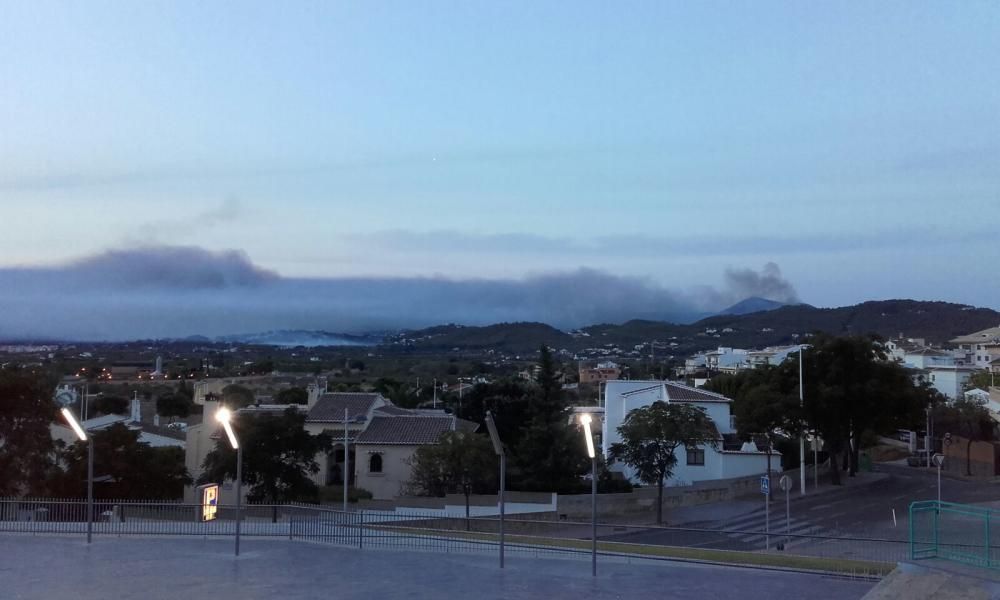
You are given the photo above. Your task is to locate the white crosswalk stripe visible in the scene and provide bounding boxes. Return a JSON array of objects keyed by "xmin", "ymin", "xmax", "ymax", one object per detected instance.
[{"xmin": 714, "ymin": 509, "xmax": 833, "ymax": 549}]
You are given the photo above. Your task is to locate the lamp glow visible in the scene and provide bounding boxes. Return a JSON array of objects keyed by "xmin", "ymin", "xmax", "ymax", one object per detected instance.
[
  {"xmin": 579, "ymin": 413, "xmax": 595, "ymax": 459},
  {"xmin": 61, "ymin": 407, "xmax": 88, "ymax": 441},
  {"xmin": 215, "ymin": 407, "xmax": 239, "ymax": 449}
]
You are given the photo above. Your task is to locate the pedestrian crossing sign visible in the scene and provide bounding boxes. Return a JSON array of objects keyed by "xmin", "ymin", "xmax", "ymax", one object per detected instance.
[
  {"xmin": 199, "ymin": 484, "xmax": 219, "ymax": 522},
  {"xmin": 760, "ymin": 476, "xmax": 770, "ymax": 496}
]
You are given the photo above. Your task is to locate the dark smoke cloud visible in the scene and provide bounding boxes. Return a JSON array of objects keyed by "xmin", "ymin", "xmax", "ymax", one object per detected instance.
[
  {"xmin": 723, "ymin": 262, "xmax": 799, "ymax": 304},
  {"xmin": 66, "ymin": 246, "xmax": 277, "ymax": 289},
  {"xmin": 0, "ymin": 246, "xmax": 797, "ymax": 341}
]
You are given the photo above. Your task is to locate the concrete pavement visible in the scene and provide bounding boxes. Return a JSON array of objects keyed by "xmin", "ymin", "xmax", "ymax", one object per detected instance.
[{"xmin": 0, "ymin": 535, "xmax": 875, "ymax": 600}]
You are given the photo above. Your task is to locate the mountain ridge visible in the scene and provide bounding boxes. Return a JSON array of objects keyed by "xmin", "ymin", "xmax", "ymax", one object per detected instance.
[{"xmin": 387, "ymin": 299, "xmax": 1000, "ymax": 355}]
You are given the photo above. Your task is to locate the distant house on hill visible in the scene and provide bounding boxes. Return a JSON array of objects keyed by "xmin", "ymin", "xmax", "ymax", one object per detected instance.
[
  {"xmin": 579, "ymin": 361, "xmax": 621, "ymax": 383},
  {"xmin": 950, "ymin": 326, "xmax": 1000, "ymax": 369}
]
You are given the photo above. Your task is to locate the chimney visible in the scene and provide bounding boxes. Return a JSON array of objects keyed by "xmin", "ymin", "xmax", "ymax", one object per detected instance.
[
  {"xmin": 307, "ymin": 383, "xmax": 321, "ymax": 409},
  {"xmin": 129, "ymin": 393, "xmax": 141, "ymax": 423}
]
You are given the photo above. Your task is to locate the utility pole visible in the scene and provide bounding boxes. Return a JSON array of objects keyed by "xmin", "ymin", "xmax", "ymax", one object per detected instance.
[
  {"xmin": 926, "ymin": 404, "xmax": 932, "ymax": 469},
  {"xmin": 433, "ymin": 378, "xmax": 437, "ymax": 409}
]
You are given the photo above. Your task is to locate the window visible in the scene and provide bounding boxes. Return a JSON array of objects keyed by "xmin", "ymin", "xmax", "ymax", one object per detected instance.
[
  {"xmin": 369, "ymin": 453, "xmax": 383, "ymax": 474},
  {"xmin": 686, "ymin": 447, "xmax": 705, "ymax": 466}
]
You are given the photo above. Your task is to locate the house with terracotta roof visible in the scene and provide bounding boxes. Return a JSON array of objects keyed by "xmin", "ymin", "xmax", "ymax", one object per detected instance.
[
  {"xmin": 601, "ymin": 380, "xmax": 770, "ymax": 486},
  {"xmin": 354, "ymin": 413, "xmax": 475, "ymax": 499},
  {"xmin": 185, "ymin": 389, "xmax": 474, "ymax": 502}
]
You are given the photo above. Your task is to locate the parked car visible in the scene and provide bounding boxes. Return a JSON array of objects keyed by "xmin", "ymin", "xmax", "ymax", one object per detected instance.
[{"xmin": 907, "ymin": 450, "xmax": 930, "ymax": 467}]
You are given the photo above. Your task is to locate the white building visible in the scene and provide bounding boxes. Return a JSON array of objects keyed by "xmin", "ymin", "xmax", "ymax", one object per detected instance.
[
  {"xmin": 746, "ymin": 344, "xmax": 809, "ymax": 369},
  {"xmin": 926, "ymin": 365, "xmax": 980, "ymax": 400},
  {"xmin": 950, "ymin": 326, "xmax": 1000, "ymax": 369},
  {"xmin": 51, "ymin": 397, "xmax": 185, "ymax": 450},
  {"xmin": 601, "ymin": 380, "xmax": 771, "ymax": 486}
]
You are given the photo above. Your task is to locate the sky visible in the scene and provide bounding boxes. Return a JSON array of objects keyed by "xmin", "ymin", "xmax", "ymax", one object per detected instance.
[{"xmin": 1, "ymin": 2, "xmax": 998, "ymax": 339}]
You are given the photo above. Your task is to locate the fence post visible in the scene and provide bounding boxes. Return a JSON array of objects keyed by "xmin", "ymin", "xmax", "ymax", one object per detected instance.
[
  {"xmin": 986, "ymin": 512, "xmax": 991, "ymax": 568},
  {"xmin": 908, "ymin": 502, "xmax": 914, "ymax": 560},
  {"xmin": 358, "ymin": 509, "xmax": 363, "ymax": 550},
  {"xmin": 933, "ymin": 502, "xmax": 939, "ymax": 559}
]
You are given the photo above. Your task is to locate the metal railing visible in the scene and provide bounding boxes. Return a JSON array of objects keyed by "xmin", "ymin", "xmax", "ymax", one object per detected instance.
[
  {"xmin": 0, "ymin": 498, "xmax": 293, "ymax": 537},
  {"xmin": 1, "ymin": 497, "xmax": 908, "ymax": 575},
  {"xmin": 910, "ymin": 500, "xmax": 999, "ymax": 569}
]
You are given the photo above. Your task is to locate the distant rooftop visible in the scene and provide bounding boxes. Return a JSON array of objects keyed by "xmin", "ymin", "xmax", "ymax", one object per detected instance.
[
  {"xmin": 307, "ymin": 393, "xmax": 385, "ymax": 423},
  {"xmin": 355, "ymin": 415, "xmax": 456, "ymax": 445}
]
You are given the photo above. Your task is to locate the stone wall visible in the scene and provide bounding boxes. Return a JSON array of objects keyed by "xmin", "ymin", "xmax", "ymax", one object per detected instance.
[
  {"xmin": 555, "ymin": 471, "xmax": 777, "ymax": 519},
  {"xmin": 943, "ymin": 436, "xmax": 999, "ymax": 478}
]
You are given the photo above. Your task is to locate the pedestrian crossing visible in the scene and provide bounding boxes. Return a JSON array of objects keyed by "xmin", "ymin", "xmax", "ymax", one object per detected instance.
[{"xmin": 710, "ymin": 507, "xmax": 831, "ymax": 550}]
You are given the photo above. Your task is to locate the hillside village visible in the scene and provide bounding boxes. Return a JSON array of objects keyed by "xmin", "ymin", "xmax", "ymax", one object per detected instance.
[{"xmin": 4, "ymin": 305, "xmax": 998, "ymax": 509}]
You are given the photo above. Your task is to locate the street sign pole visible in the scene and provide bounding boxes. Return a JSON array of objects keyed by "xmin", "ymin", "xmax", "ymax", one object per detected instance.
[
  {"xmin": 485, "ymin": 411, "xmax": 506, "ymax": 569},
  {"xmin": 761, "ymin": 475, "xmax": 770, "ymax": 550},
  {"xmin": 779, "ymin": 475, "xmax": 792, "ymax": 550},
  {"xmin": 933, "ymin": 453, "xmax": 945, "ymax": 504}
]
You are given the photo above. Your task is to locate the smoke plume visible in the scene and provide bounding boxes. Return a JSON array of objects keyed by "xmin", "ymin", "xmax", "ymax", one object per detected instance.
[{"xmin": 0, "ymin": 246, "xmax": 798, "ymax": 340}]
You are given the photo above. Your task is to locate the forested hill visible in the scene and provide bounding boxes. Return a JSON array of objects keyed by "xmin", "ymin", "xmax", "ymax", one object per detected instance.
[{"xmin": 386, "ymin": 300, "xmax": 1000, "ymax": 355}]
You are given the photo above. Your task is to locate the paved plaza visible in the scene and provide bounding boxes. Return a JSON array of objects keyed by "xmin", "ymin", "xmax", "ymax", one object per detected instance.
[{"xmin": 0, "ymin": 535, "xmax": 874, "ymax": 600}]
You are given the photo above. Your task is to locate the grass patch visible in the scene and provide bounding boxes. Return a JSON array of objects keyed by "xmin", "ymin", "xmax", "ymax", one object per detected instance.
[{"xmin": 366, "ymin": 525, "xmax": 894, "ymax": 577}]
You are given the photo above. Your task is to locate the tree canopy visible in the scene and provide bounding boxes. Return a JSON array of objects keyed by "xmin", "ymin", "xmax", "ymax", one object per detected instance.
[
  {"xmin": 221, "ymin": 384, "xmax": 255, "ymax": 409},
  {"xmin": 406, "ymin": 430, "xmax": 497, "ymax": 527},
  {"xmin": 609, "ymin": 401, "xmax": 719, "ymax": 523},
  {"xmin": 156, "ymin": 393, "xmax": 192, "ymax": 420},
  {"xmin": 276, "ymin": 387, "xmax": 309, "ymax": 405},
  {"xmin": 512, "ymin": 346, "xmax": 590, "ymax": 492},
  {"xmin": 0, "ymin": 368, "xmax": 58, "ymax": 496},
  {"xmin": 94, "ymin": 395, "xmax": 129, "ymax": 415},
  {"xmin": 54, "ymin": 423, "xmax": 191, "ymax": 499},
  {"xmin": 934, "ymin": 399, "xmax": 997, "ymax": 475},
  {"xmin": 198, "ymin": 407, "xmax": 331, "ymax": 503},
  {"xmin": 709, "ymin": 334, "xmax": 939, "ymax": 485}
]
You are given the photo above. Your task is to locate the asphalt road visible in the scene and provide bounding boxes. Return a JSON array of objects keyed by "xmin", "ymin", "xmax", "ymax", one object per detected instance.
[{"xmin": 602, "ymin": 463, "xmax": 1000, "ymax": 559}]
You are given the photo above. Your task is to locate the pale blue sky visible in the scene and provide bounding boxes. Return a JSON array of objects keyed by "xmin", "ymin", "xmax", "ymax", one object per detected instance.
[{"xmin": 1, "ymin": 1, "xmax": 999, "ymax": 310}]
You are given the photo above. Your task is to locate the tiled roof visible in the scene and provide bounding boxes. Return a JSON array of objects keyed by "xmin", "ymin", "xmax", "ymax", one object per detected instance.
[
  {"xmin": 455, "ymin": 418, "xmax": 479, "ymax": 433},
  {"xmin": 373, "ymin": 405, "xmax": 415, "ymax": 417},
  {"xmin": 663, "ymin": 382, "xmax": 732, "ymax": 403},
  {"xmin": 355, "ymin": 415, "xmax": 455, "ymax": 445},
  {"xmin": 307, "ymin": 393, "xmax": 384, "ymax": 423},
  {"xmin": 950, "ymin": 327, "xmax": 1000, "ymax": 344},
  {"xmin": 907, "ymin": 347, "xmax": 950, "ymax": 356}
]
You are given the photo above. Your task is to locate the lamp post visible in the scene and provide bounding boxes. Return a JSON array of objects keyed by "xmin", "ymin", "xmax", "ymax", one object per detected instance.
[
  {"xmin": 61, "ymin": 407, "xmax": 92, "ymax": 544},
  {"xmin": 343, "ymin": 408, "xmax": 350, "ymax": 513},
  {"xmin": 579, "ymin": 413, "xmax": 598, "ymax": 577},
  {"xmin": 216, "ymin": 407, "xmax": 242, "ymax": 556},
  {"xmin": 799, "ymin": 347, "xmax": 806, "ymax": 495},
  {"xmin": 485, "ymin": 411, "xmax": 505, "ymax": 569}
]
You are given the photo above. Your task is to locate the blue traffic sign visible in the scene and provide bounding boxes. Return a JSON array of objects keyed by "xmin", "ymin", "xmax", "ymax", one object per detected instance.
[{"xmin": 760, "ymin": 476, "xmax": 770, "ymax": 495}]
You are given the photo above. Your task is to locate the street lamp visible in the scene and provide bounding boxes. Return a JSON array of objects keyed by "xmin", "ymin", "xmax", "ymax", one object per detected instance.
[
  {"xmin": 61, "ymin": 407, "xmax": 92, "ymax": 544},
  {"xmin": 579, "ymin": 413, "xmax": 597, "ymax": 577},
  {"xmin": 485, "ymin": 411, "xmax": 505, "ymax": 569},
  {"xmin": 216, "ymin": 407, "xmax": 242, "ymax": 556}
]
